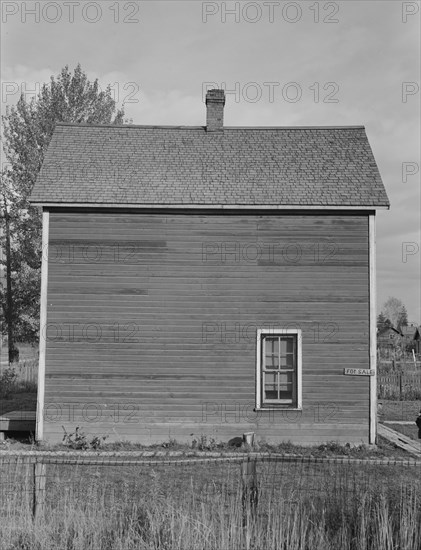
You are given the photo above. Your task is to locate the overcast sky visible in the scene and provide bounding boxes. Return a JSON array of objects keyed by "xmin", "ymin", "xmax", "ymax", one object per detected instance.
[{"xmin": 1, "ymin": 0, "xmax": 420, "ymax": 322}]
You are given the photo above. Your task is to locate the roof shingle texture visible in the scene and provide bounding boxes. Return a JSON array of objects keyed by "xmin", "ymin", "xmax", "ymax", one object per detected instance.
[{"xmin": 30, "ymin": 123, "xmax": 390, "ymax": 207}]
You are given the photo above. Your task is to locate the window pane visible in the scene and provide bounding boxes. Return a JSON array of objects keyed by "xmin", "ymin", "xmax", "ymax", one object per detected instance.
[
  {"xmin": 265, "ymin": 355, "xmax": 279, "ymax": 369},
  {"xmin": 280, "ymin": 338, "xmax": 287, "ymax": 356},
  {"xmin": 279, "ymin": 337, "xmax": 295, "ymax": 367},
  {"xmin": 279, "ymin": 388, "xmax": 293, "ymax": 400},
  {"xmin": 264, "ymin": 372, "xmax": 278, "ymax": 400},
  {"xmin": 264, "ymin": 337, "xmax": 279, "ymax": 369},
  {"xmin": 265, "ymin": 337, "xmax": 278, "ymax": 353},
  {"xmin": 286, "ymin": 338, "xmax": 294, "ymax": 354},
  {"xmin": 279, "ymin": 372, "xmax": 293, "ymax": 400},
  {"xmin": 279, "ymin": 372, "xmax": 291, "ymax": 388},
  {"xmin": 285, "ymin": 354, "xmax": 294, "ymax": 368}
]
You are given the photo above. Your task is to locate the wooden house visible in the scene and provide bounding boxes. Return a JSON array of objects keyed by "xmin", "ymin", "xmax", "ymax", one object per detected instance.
[
  {"xmin": 377, "ymin": 326, "xmax": 402, "ymax": 352},
  {"xmin": 30, "ymin": 89, "xmax": 390, "ymax": 445},
  {"xmin": 400, "ymin": 325, "xmax": 421, "ymax": 355},
  {"xmin": 378, "ymin": 325, "xmax": 421, "ymax": 357}
]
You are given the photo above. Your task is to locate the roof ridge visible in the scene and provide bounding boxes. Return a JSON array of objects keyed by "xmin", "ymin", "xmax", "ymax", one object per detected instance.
[{"xmin": 55, "ymin": 122, "xmax": 366, "ymax": 130}]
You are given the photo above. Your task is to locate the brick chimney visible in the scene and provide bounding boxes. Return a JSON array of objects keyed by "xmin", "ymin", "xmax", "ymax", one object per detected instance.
[{"xmin": 206, "ymin": 89, "xmax": 225, "ymax": 132}]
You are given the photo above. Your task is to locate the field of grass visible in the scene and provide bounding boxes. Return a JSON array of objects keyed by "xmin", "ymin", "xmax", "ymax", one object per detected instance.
[
  {"xmin": 0, "ymin": 392, "xmax": 37, "ymax": 417},
  {"xmin": 378, "ymin": 400, "xmax": 421, "ymax": 422},
  {"xmin": 1, "ymin": 456, "xmax": 420, "ymax": 550},
  {"xmin": 386, "ymin": 423, "xmax": 419, "ymax": 442}
]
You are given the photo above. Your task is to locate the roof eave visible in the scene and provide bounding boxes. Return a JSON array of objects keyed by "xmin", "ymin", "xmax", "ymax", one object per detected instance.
[{"xmin": 30, "ymin": 201, "xmax": 390, "ymax": 210}]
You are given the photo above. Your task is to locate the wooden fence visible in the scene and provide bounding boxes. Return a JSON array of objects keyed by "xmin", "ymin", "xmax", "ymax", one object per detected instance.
[
  {"xmin": 378, "ymin": 372, "xmax": 421, "ymax": 399},
  {"xmin": 378, "ymin": 358, "xmax": 421, "ymax": 369},
  {"xmin": 0, "ymin": 359, "xmax": 38, "ymax": 384}
]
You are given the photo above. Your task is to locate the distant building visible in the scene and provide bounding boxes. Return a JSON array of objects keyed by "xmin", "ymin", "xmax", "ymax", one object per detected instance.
[
  {"xmin": 378, "ymin": 324, "xmax": 421, "ymax": 356},
  {"xmin": 377, "ymin": 326, "xmax": 402, "ymax": 352},
  {"xmin": 400, "ymin": 325, "xmax": 421, "ymax": 354}
]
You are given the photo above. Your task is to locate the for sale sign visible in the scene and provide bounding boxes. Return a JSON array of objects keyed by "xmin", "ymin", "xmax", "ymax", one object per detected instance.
[{"xmin": 343, "ymin": 368, "xmax": 375, "ymax": 376}]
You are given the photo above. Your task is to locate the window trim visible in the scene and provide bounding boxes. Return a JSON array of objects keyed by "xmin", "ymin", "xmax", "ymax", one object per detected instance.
[{"xmin": 256, "ymin": 328, "xmax": 302, "ymax": 411}]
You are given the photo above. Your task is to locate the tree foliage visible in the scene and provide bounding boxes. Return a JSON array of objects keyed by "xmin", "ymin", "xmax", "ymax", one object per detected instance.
[
  {"xmin": 396, "ymin": 305, "xmax": 408, "ymax": 330},
  {"xmin": 1, "ymin": 64, "xmax": 125, "ymax": 343},
  {"xmin": 377, "ymin": 312, "xmax": 392, "ymax": 333},
  {"xmin": 381, "ymin": 297, "xmax": 406, "ymax": 330}
]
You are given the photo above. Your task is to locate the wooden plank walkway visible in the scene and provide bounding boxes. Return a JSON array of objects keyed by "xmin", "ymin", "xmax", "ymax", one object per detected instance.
[
  {"xmin": 0, "ymin": 410, "xmax": 36, "ymax": 440},
  {"xmin": 383, "ymin": 421, "xmax": 416, "ymax": 425},
  {"xmin": 378, "ymin": 423, "xmax": 421, "ymax": 458}
]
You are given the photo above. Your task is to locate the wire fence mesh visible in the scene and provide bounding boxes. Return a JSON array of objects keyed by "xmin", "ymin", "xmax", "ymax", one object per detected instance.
[
  {"xmin": 1, "ymin": 452, "xmax": 420, "ymax": 550},
  {"xmin": 1, "ymin": 453, "xmax": 420, "ymax": 511}
]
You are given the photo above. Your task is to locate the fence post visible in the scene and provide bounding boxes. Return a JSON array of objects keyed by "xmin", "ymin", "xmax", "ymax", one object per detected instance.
[
  {"xmin": 399, "ymin": 371, "xmax": 403, "ymax": 399},
  {"xmin": 33, "ymin": 461, "xmax": 46, "ymax": 521},
  {"xmin": 241, "ymin": 457, "xmax": 258, "ymax": 525}
]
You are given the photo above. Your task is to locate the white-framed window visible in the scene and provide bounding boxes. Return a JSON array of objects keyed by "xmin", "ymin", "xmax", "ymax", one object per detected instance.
[{"xmin": 256, "ymin": 328, "xmax": 302, "ymax": 410}]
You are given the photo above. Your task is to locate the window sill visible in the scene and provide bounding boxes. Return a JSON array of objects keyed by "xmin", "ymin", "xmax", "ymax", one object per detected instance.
[{"xmin": 254, "ymin": 407, "xmax": 302, "ymax": 412}]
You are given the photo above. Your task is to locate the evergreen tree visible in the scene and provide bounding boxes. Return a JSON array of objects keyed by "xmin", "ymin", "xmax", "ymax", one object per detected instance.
[
  {"xmin": 377, "ymin": 312, "xmax": 392, "ymax": 333},
  {"xmin": 397, "ymin": 305, "xmax": 408, "ymax": 330}
]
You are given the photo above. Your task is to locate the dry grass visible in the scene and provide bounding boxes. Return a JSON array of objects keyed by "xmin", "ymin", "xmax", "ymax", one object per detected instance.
[
  {"xmin": 1, "ymin": 459, "xmax": 420, "ymax": 550},
  {"xmin": 0, "ymin": 392, "xmax": 37, "ymax": 417},
  {"xmin": 379, "ymin": 400, "xmax": 421, "ymax": 422},
  {"xmin": 386, "ymin": 423, "xmax": 419, "ymax": 442}
]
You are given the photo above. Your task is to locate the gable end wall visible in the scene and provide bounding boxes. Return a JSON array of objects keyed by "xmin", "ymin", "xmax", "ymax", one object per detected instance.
[{"xmin": 40, "ymin": 209, "xmax": 371, "ymax": 445}]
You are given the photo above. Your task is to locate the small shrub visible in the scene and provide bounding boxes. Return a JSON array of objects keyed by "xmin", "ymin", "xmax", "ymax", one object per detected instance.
[
  {"xmin": 161, "ymin": 437, "xmax": 178, "ymax": 449},
  {"xmin": 62, "ymin": 426, "xmax": 108, "ymax": 450},
  {"xmin": 0, "ymin": 367, "xmax": 18, "ymax": 398},
  {"xmin": 191, "ymin": 434, "xmax": 218, "ymax": 451},
  {"xmin": 90, "ymin": 434, "xmax": 108, "ymax": 450},
  {"xmin": 275, "ymin": 440, "xmax": 298, "ymax": 454},
  {"xmin": 13, "ymin": 379, "xmax": 38, "ymax": 394},
  {"xmin": 227, "ymin": 436, "xmax": 243, "ymax": 448},
  {"xmin": 104, "ymin": 440, "xmax": 145, "ymax": 451},
  {"xmin": 317, "ymin": 441, "xmax": 352, "ymax": 456}
]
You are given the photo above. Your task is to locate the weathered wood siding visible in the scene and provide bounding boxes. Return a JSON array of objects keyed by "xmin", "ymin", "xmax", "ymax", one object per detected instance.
[{"xmin": 43, "ymin": 210, "xmax": 370, "ymax": 444}]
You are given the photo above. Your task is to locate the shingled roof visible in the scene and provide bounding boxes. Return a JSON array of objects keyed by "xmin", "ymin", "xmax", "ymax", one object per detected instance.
[{"xmin": 30, "ymin": 94, "xmax": 389, "ymax": 209}]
